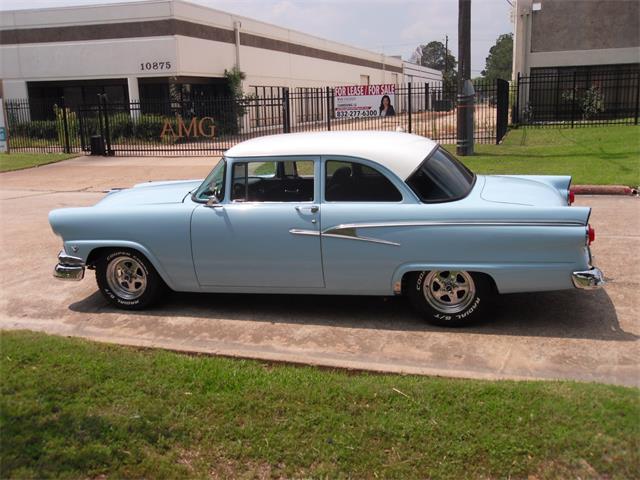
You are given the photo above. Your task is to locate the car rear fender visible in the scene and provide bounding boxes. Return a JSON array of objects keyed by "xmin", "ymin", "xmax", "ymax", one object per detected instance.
[
  {"xmin": 391, "ymin": 261, "xmax": 582, "ymax": 295},
  {"xmin": 499, "ymin": 175, "xmax": 572, "ymax": 202}
]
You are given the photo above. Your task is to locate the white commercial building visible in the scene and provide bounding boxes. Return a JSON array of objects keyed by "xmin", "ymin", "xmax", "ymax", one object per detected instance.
[{"xmin": 0, "ymin": 0, "xmax": 441, "ymax": 108}]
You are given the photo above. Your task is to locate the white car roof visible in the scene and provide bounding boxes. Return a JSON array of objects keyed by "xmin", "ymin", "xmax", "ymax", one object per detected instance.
[{"xmin": 225, "ymin": 131, "xmax": 438, "ymax": 180}]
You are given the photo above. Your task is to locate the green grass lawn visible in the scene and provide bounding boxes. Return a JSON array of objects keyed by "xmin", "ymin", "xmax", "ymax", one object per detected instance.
[
  {"xmin": 1, "ymin": 331, "xmax": 638, "ymax": 479},
  {"xmin": 445, "ymin": 125, "xmax": 640, "ymax": 186},
  {"xmin": 0, "ymin": 152, "xmax": 79, "ymax": 172}
]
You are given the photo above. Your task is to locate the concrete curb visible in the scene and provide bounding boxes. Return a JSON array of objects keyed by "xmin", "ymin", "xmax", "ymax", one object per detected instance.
[{"xmin": 572, "ymin": 185, "xmax": 638, "ymax": 196}]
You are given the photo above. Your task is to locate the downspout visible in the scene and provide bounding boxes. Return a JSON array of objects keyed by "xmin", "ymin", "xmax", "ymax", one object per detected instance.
[{"xmin": 234, "ymin": 20, "xmax": 242, "ymax": 72}]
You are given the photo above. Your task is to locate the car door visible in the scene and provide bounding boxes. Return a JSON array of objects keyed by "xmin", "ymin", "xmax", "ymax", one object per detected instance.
[
  {"xmin": 320, "ymin": 157, "xmax": 417, "ymax": 294},
  {"xmin": 191, "ymin": 157, "xmax": 324, "ymax": 288}
]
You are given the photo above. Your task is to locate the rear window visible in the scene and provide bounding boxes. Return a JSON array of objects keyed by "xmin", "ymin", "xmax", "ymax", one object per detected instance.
[{"xmin": 406, "ymin": 147, "xmax": 475, "ymax": 202}]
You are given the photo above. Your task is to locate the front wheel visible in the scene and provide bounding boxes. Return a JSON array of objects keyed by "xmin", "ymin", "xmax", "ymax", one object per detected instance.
[
  {"xmin": 407, "ymin": 270, "xmax": 494, "ymax": 327},
  {"xmin": 95, "ymin": 249, "xmax": 167, "ymax": 310}
]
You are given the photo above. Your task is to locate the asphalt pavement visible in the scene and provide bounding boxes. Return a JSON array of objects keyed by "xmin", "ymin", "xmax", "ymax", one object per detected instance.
[{"xmin": 1, "ymin": 155, "xmax": 638, "ymax": 386}]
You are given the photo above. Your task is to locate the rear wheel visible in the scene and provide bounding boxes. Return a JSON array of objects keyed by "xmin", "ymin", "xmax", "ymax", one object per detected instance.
[
  {"xmin": 407, "ymin": 270, "xmax": 493, "ymax": 327},
  {"xmin": 95, "ymin": 249, "xmax": 167, "ymax": 309}
]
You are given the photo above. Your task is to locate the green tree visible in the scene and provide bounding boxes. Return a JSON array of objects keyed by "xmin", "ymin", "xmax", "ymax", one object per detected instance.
[
  {"xmin": 481, "ymin": 33, "xmax": 513, "ymax": 81},
  {"xmin": 411, "ymin": 41, "xmax": 457, "ymax": 97}
]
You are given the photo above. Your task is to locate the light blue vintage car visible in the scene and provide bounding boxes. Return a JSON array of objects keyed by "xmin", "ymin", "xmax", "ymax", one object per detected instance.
[{"xmin": 50, "ymin": 131, "xmax": 604, "ymax": 326}]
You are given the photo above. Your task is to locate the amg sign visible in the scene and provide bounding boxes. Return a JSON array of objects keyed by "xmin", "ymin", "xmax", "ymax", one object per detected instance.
[{"xmin": 160, "ymin": 117, "xmax": 216, "ymax": 139}]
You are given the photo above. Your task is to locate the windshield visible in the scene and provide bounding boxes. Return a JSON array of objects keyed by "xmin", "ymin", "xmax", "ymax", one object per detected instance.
[
  {"xmin": 406, "ymin": 147, "xmax": 475, "ymax": 202},
  {"xmin": 193, "ymin": 158, "xmax": 226, "ymax": 202}
]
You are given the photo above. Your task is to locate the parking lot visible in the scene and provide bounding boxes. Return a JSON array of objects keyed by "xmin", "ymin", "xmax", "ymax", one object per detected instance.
[{"xmin": 0, "ymin": 155, "xmax": 638, "ymax": 387}]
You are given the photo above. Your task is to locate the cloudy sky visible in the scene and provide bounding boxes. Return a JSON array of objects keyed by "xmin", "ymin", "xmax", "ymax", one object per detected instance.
[{"xmin": 0, "ymin": 0, "xmax": 514, "ymax": 74}]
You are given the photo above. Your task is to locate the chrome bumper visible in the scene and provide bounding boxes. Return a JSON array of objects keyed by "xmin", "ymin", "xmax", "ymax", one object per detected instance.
[
  {"xmin": 53, "ymin": 250, "xmax": 85, "ymax": 281},
  {"xmin": 572, "ymin": 267, "xmax": 605, "ymax": 290}
]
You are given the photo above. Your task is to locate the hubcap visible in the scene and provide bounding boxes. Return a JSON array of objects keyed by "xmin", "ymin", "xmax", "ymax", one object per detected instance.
[
  {"xmin": 423, "ymin": 270, "xmax": 476, "ymax": 314},
  {"xmin": 106, "ymin": 256, "xmax": 147, "ymax": 300}
]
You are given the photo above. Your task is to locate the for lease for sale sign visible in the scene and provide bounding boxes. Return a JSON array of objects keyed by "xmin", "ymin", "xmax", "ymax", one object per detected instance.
[{"xmin": 334, "ymin": 84, "xmax": 396, "ymax": 118}]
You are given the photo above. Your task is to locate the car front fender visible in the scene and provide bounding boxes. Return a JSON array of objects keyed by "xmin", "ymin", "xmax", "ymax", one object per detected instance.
[{"xmin": 63, "ymin": 239, "xmax": 178, "ymax": 291}]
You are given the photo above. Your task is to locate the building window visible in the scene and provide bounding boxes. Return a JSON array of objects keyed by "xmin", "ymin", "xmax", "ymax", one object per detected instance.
[
  {"xmin": 137, "ymin": 76, "xmax": 229, "ymax": 115},
  {"xmin": 360, "ymin": 75, "xmax": 370, "ymax": 85},
  {"xmin": 26, "ymin": 79, "xmax": 128, "ymax": 119}
]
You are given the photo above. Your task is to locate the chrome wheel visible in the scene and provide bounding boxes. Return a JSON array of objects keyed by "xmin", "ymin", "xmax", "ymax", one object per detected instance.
[
  {"xmin": 106, "ymin": 256, "xmax": 147, "ymax": 300},
  {"xmin": 423, "ymin": 270, "xmax": 476, "ymax": 314}
]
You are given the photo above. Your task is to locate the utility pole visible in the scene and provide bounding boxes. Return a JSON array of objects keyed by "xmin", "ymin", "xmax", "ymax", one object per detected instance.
[
  {"xmin": 456, "ymin": 0, "xmax": 474, "ymax": 155},
  {"xmin": 457, "ymin": 0, "xmax": 470, "ymax": 90}
]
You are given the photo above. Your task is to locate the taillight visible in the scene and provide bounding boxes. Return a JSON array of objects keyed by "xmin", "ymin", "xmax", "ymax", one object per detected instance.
[
  {"xmin": 568, "ymin": 190, "xmax": 575, "ymax": 205},
  {"xmin": 587, "ymin": 225, "xmax": 595, "ymax": 245}
]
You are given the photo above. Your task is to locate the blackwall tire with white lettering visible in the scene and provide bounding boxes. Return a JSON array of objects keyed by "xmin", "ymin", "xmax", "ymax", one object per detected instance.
[
  {"xmin": 407, "ymin": 270, "xmax": 493, "ymax": 327},
  {"xmin": 95, "ymin": 249, "xmax": 167, "ymax": 310}
]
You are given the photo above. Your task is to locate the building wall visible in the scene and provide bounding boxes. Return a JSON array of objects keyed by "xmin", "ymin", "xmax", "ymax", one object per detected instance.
[
  {"xmin": 401, "ymin": 62, "xmax": 442, "ymax": 85},
  {"xmin": 531, "ymin": 0, "xmax": 639, "ymax": 52},
  {"xmin": 0, "ymin": 0, "xmax": 406, "ymax": 100},
  {"xmin": 512, "ymin": 0, "xmax": 640, "ymax": 78}
]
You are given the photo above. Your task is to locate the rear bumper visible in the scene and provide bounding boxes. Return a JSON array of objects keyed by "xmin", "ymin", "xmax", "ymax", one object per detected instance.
[
  {"xmin": 53, "ymin": 250, "xmax": 85, "ymax": 281},
  {"xmin": 572, "ymin": 267, "xmax": 605, "ymax": 290}
]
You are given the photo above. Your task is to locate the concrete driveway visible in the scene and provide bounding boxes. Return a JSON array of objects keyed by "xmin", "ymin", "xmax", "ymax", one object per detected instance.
[{"xmin": 1, "ymin": 155, "xmax": 638, "ymax": 386}]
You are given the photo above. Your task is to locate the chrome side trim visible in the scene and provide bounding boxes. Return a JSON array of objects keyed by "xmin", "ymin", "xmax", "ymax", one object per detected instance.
[
  {"xmin": 322, "ymin": 226, "xmax": 400, "ymax": 246},
  {"xmin": 319, "ymin": 220, "xmax": 587, "ymax": 248},
  {"xmin": 290, "ymin": 227, "xmax": 399, "ymax": 245},
  {"xmin": 572, "ymin": 267, "xmax": 605, "ymax": 290},
  {"xmin": 323, "ymin": 220, "xmax": 586, "ymax": 233},
  {"xmin": 289, "ymin": 229, "xmax": 321, "ymax": 237},
  {"xmin": 323, "ymin": 233, "xmax": 400, "ymax": 246}
]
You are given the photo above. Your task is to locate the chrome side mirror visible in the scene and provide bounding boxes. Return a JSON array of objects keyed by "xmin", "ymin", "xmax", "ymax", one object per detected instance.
[{"xmin": 205, "ymin": 195, "xmax": 223, "ymax": 208}]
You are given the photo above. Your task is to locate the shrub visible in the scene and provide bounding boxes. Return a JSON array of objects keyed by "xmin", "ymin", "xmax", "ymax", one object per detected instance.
[
  {"xmin": 53, "ymin": 106, "xmax": 79, "ymax": 147},
  {"xmin": 8, "ymin": 119, "xmax": 58, "ymax": 140},
  {"xmin": 581, "ymin": 86, "xmax": 605, "ymax": 120}
]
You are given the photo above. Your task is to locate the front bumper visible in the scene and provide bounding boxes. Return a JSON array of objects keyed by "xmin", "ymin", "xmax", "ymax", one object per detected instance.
[
  {"xmin": 53, "ymin": 250, "xmax": 85, "ymax": 281},
  {"xmin": 572, "ymin": 266, "xmax": 605, "ymax": 290}
]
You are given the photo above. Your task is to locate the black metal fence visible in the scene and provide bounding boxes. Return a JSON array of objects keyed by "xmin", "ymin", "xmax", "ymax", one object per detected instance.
[
  {"xmin": 3, "ymin": 80, "xmax": 507, "ymax": 156},
  {"xmin": 5, "ymin": 69, "xmax": 638, "ymax": 156},
  {"xmin": 514, "ymin": 69, "xmax": 640, "ymax": 127},
  {"xmin": 2, "ymin": 98, "xmax": 82, "ymax": 153}
]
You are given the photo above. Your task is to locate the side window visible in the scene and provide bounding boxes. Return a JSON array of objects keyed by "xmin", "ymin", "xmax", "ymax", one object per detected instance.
[
  {"xmin": 231, "ymin": 160, "xmax": 314, "ymax": 202},
  {"xmin": 325, "ymin": 160, "xmax": 402, "ymax": 202}
]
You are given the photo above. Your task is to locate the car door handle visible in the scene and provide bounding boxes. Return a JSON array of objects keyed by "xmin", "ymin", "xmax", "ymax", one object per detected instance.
[{"xmin": 295, "ymin": 205, "xmax": 319, "ymax": 213}]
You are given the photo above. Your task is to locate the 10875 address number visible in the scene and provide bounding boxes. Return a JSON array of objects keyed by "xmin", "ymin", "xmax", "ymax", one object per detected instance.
[
  {"xmin": 335, "ymin": 110, "xmax": 379, "ymax": 118},
  {"xmin": 140, "ymin": 61, "xmax": 172, "ymax": 71}
]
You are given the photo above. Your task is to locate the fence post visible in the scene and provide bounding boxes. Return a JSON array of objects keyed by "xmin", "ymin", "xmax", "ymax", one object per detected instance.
[
  {"xmin": 282, "ymin": 87, "xmax": 291, "ymax": 133},
  {"xmin": 571, "ymin": 71, "xmax": 576, "ymax": 128},
  {"xmin": 100, "ymin": 94, "xmax": 113, "ymax": 155},
  {"xmin": 407, "ymin": 82, "xmax": 412, "ymax": 133},
  {"xmin": 60, "ymin": 96, "xmax": 71, "ymax": 154},
  {"xmin": 496, "ymin": 79, "xmax": 509, "ymax": 144},
  {"xmin": 78, "ymin": 106, "xmax": 86, "ymax": 152},
  {"xmin": 425, "ymin": 83, "xmax": 430, "ymax": 111},
  {"xmin": 635, "ymin": 71, "xmax": 639, "ymax": 125},
  {"xmin": 514, "ymin": 72, "xmax": 520, "ymax": 124},
  {"xmin": 326, "ymin": 86, "xmax": 332, "ymax": 131}
]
